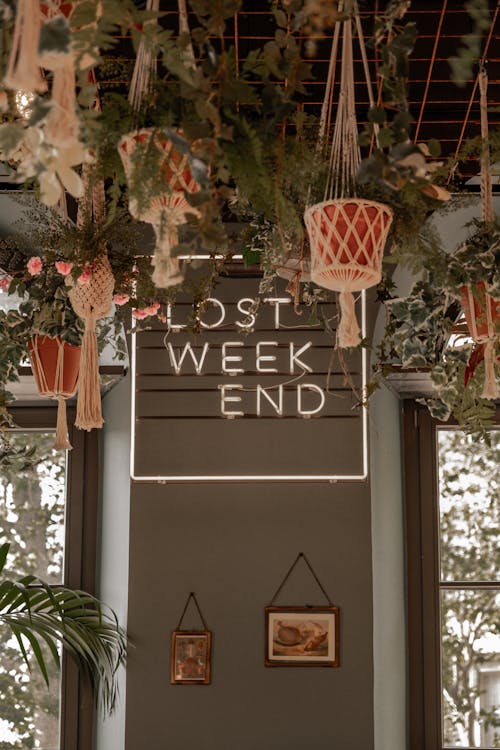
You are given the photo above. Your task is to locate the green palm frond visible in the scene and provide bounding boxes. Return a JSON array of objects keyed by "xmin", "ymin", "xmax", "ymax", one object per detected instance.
[{"xmin": 0, "ymin": 543, "xmax": 127, "ymax": 715}]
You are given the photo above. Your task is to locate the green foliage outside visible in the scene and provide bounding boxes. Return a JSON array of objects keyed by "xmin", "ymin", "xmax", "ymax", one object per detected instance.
[
  {"xmin": 439, "ymin": 429, "xmax": 500, "ymax": 747},
  {"xmin": 0, "ymin": 433, "xmax": 64, "ymax": 749}
]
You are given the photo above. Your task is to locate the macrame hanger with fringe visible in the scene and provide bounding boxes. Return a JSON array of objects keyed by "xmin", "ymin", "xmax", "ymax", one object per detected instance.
[
  {"xmin": 69, "ymin": 169, "xmax": 114, "ymax": 431},
  {"xmin": 315, "ymin": 0, "xmax": 381, "ymax": 348},
  {"xmin": 124, "ymin": 0, "xmax": 198, "ymax": 288},
  {"xmin": 30, "ymin": 336, "xmax": 76, "ymax": 450},
  {"xmin": 477, "ymin": 65, "xmax": 498, "ymax": 400}
]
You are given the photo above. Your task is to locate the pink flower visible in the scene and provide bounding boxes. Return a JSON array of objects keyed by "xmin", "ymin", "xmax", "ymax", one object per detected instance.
[
  {"xmin": 158, "ymin": 314, "xmax": 167, "ymax": 324},
  {"xmin": 113, "ymin": 293, "xmax": 130, "ymax": 306},
  {"xmin": 0, "ymin": 277, "xmax": 11, "ymax": 292},
  {"xmin": 77, "ymin": 267, "xmax": 92, "ymax": 285},
  {"xmin": 132, "ymin": 309, "xmax": 150, "ymax": 320},
  {"xmin": 27, "ymin": 256, "xmax": 42, "ymax": 276},
  {"xmin": 143, "ymin": 303, "xmax": 161, "ymax": 315},
  {"xmin": 55, "ymin": 261, "xmax": 73, "ymax": 276}
]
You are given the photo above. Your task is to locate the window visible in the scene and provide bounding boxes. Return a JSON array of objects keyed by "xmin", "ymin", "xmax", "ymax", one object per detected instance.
[
  {"xmin": 404, "ymin": 403, "xmax": 500, "ymax": 750},
  {"xmin": 0, "ymin": 407, "xmax": 99, "ymax": 750}
]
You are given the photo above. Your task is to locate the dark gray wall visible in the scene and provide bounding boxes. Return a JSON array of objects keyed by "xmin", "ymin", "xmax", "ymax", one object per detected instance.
[{"xmin": 125, "ymin": 479, "xmax": 373, "ymax": 750}]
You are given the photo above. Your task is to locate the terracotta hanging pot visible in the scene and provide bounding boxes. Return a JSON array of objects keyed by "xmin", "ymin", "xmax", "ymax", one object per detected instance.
[
  {"xmin": 118, "ymin": 128, "xmax": 200, "ymax": 288},
  {"xmin": 460, "ymin": 282, "xmax": 499, "ymax": 399},
  {"xmin": 304, "ymin": 198, "xmax": 393, "ymax": 347},
  {"xmin": 28, "ymin": 335, "xmax": 81, "ymax": 450}
]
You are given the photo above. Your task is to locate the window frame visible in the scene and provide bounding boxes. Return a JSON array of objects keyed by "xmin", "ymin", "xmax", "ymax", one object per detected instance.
[
  {"xmin": 8, "ymin": 405, "xmax": 99, "ymax": 750},
  {"xmin": 403, "ymin": 401, "xmax": 500, "ymax": 750}
]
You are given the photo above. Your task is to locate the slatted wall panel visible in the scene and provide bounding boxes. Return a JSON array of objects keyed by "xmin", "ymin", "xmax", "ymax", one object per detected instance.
[{"xmin": 132, "ymin": 277, "xmax": 367, "ymax": 480}]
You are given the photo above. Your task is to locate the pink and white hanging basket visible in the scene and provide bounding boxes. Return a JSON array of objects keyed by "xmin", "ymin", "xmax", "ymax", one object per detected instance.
[
  {"xmin": 118, "ymin": 128, "xmax": 200, "ymax": 288},
  {"xmin": 304, "ymin": 198, "xmax": 393, "ymax": 292},
  {"xmin": 118, "ymin": 128, "xmax": 200, "ymax": 224}
]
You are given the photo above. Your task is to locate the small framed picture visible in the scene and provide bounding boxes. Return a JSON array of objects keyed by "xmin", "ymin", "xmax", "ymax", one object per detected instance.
[
  {"xmin": 170, "ymin": 630, "xmax": 212, "ymax": 685},
  {"xmin": 265, "ymin": 606, "xmax": 339, "ymax": 667}
]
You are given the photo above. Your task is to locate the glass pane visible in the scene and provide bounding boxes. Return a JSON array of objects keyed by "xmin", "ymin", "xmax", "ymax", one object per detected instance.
[
  {"xmin": 441, "ymin": 589, "xmax": 500, "ymax": 748},
  {"xmin": 0, "ymin": 432, "xmax": 65, "ymax": 749},
  {"xmin": 438, "ymin": 430, "xmax": 500, "ymax": 582}
]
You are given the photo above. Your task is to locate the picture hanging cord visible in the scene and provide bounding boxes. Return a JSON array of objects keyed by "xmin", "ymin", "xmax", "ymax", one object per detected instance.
[
  {"xmin": 176, "ymin": 592, "xmax": 209, "ymax": 630},
  {"xmin": 269, "ymin": 552, "xmax": 333, "ymax": 606}
]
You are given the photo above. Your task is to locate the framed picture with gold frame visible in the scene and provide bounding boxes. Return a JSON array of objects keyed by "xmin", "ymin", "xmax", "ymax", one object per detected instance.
[
  {"xmin": 265, "ymin": 606, "xmax": 339, "ymax": 667},
  {"xmin": 170, "ymin": 630, "xmax": 212, "ymax": 685}
]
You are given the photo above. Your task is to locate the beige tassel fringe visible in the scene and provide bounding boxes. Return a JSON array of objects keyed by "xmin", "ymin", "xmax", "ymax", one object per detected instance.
[
  {"xmin": 4, "ymin": 0, "xmax": 46, "ymax": 93},
  {"xmin": 337, "ymin": 291, "xmax": 361, "ymax": 348},
  {"xmin": 75, "ymin": 318, "xmax": 103, "ymax": 431},
  {"xmin": 55, "ymin": 395, "xmax": 72, "ymax": 450}
]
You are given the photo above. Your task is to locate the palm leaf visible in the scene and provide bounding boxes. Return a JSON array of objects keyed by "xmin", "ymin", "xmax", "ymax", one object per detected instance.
[{"xmin": 0, "ymin": 543, "xmax": 127, "ymax": 715}]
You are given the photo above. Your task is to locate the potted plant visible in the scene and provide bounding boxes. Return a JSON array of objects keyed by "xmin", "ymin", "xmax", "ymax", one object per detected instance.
[
  {"xmin": 0, "ymin": 202, "xmax": 172, "ymax": 439},
  {"xmin": 0, "ymin": 541, "xmax": 126, "ymax": 715},
  {"xmin": 376, "ymin": 219, "xmax": 500, "ymax": 435}
]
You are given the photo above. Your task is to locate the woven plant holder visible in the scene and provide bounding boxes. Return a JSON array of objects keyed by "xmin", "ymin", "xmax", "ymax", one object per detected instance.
[
  {"xmin": 304, "ymin": 0, "xmax": 393, "ymax": 348},
  {"xmin": 118, "ymin": 128, "xmax": 200, "ymax": 287},
  {"xmin": 460, "ymin": 68, "xmax": 499, "ymax": 400},
  {"xmin": 119, "ymin": 0, "xmax": 199, "ymax": 288},
  {"xmin": 305, "ymin": 198, "xmax": 392, "ymax": 345},
  {"xmin": 28, "ymin": 335, "xmax": 81, "ymax": 450},
  {"xmin": 68, "ymin": 256, "xmax": 114, "ymax": 430}
]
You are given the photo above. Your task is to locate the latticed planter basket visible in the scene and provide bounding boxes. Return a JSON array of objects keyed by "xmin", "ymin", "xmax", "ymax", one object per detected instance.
[
  {"xmin": 118, "ymin": 128, "xmax": 200, "ymax": 287},
  {"xmin": 304, "ymin": 198, "xmax": 393, "ymax": 292},
  {"xmin": 118, "ymin": 128, "xmax": 200, "ymax": 222},
  {"xmin": 460, "ymin": 282, "xmax": 499, "ymax": 398},
  {"xmin": 304, "ymin": 198, "xmax": 393, "ymax": 347},
  {"xmin": 28, "ymin": 335, "xmax": 81, "ymax": 450}
]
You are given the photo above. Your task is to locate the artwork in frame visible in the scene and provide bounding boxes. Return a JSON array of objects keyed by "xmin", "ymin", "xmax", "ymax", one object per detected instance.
[
  {"xmin": 170, "ymin": 630, "xmax": 212, "ymax": 685},
  {"xmin": 265, "ymin": 606, "xmax": 339, "ymax": 667}
]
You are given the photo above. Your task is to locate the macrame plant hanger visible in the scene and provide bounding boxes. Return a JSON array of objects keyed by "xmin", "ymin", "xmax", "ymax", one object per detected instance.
[
  {"xmin": 29, "ymin": 334, "xmax": 80, "ymax": 450},
  {"xmin": 461, "ymin": 66, "xmax": 499, "ymax": 399},
  {"xmin": 118, "ymin": 0, "xmax": 200, "ymax": 288},
  {"xmin": 30, "ymin": 190, "xmax": 81, "ymax": 451},
  {"xmin": 304, "ymin": 0, "xmax": 393, "ymax": 348},
  {"xmin": 68, "ymin": 174, "xmax": 114, "ymax": 431}
]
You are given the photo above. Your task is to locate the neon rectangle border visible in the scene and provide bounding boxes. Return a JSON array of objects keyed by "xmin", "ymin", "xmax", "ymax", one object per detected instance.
[{"xmin": 130, "ymin": 289, "xmax": 368, "ymax": 483}]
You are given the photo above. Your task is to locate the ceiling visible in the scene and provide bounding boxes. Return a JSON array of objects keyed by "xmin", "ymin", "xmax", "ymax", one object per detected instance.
[{"xmin": 101, "ymin": 0, "xmax": 500, "ymax": 182}]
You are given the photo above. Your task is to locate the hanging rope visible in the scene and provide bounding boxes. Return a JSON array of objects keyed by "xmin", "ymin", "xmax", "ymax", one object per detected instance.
[
  {"xmin": 479, "ymin": 66, "xmax": 493, "ymax": 224},
  {"xmin": 70, "ymin": 161, "xmax": 114, "ymax": 431},
  {"xmin": 128, "ymin": 0, "xmax": 160, "ymax": 113}
]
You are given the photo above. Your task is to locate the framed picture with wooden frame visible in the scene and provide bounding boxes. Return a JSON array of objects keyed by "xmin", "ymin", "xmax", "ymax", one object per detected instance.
[
  {"xmin": 265, "ymin": 606, "xmax": 339, "ymax": 667},
  {"xmin": 170, "ymin": 630, "xmax": 212, "ymax": 685}
]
